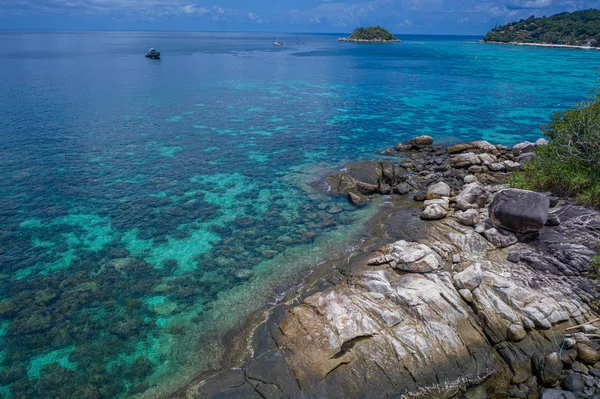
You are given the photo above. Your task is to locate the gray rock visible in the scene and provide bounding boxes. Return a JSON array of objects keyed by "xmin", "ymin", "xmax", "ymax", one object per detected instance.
[
  {"xmin": 468, "ymin": 165, "xmax": 484, "ymax": 173},
  {"xmin": 483, "ymin": 228, "xmax": 518, "ymax": 248},
  {"xmin": 413, "ymin": 190, "xmax": 427, "ymax": 201},
  {"xmin": 451, "ymin": 152, "xmax": 481, "ymax": 168},
  {"xmin": 536, "ymin": 138, "xmax": 549, "ymax": 146},
  {"xmin": 478, "ymin": 153, "xmax": 498, "ymax": 165},
  {"xmin": 348, "ymin": 192, "xmax": 367, "ymax": 207},
  {"xmin": 394, "ymin": 183, "xmax": 411, "ymax": 195},
  {"xmin": 379, "ymin": 183, "xmax": 392, "ymax": 195},
  {"xmin": 578, "ymin": 345, "xmax": 600, "ymax": 365},
  {"xmin": 459, "ymin": 288, "xmax": 473, "ymax": 303},
  {"xmin": 395, "ymin": 142, "xmax": 413, "ymax": 152},
  {"xmin": 423, "ymin": 198, "xmax": 450, "ymax": 211},
  {"xmin": 453, "ymin": 264, "xmax": 482, "ymax": 291},
  {"xmin": 410, "ymin": 135, "xmax": 434, "ymax": 147},
  {"xmin": 503, "ymin": 160, "xmax": 522, "ymax": 171},
  {"xmin": 452, "ymin": 254, "xmax": 461, "ymax": 264},
  {"xmin": 456, "ymin": 183, "xmax": 489, "ymax": 211},
  {"xmin": 455, "ymin": 209, "xmax": 479, "ymax": 226},
  {"xmin": 541, "ymin": 389, "xmax": 577, "ymax": 399},
  {"xmin": 421, "ymin": 204, "xmax": 448, "ymax": 220},
  {"xmin": 507, "ymin": 251, "xmax": 521, "ymax": 263},
  {"xmin": 368, "ymin": 240, "xmax": 443, "ymax": 273},
  {"xmin": 464, "ymin": 175, "xmax": 478, "ymax": 184},
  {"xmin": 534, "ymin": 352, "xmax": 563, "ymax": 385},
  {"xmin": 507, "ymin": 324, "xmax": 527, "ymax": 342},
  {"xmin": 512, "ymin": 142, "xmax": 536, "ymax": 156},
  {"xmin": 546, "ymin": 213, "xmax": 561, "ymax": 226},
  {"xmin": 426, "ymin": 182, "xmax": 452, "ymax": 200},
  {"xmin": 564, "ymin": 338, "xmax": 578, "ymax": 349},
  {"xmin": 488, "ymin": 162, "xmax": 505, "ymax": 172},
  {"xmin": 489, "ymin": 189, "xmax": 550, "ymax": 233},
  {"xmin": 582, "ymin": 325, "xmax": 599, "ymax": 334},
  {"xmin": 517, "ymin": 152, "xmax": 537, "ymax": 164},
  {"xmin": 447, "ymin": 140, "xmax": 497, "ymax": 154}
]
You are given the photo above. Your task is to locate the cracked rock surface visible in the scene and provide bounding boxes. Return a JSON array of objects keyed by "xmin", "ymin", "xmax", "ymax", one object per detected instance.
[{"xmin": 176, "ymin": 139, "xmax": 600, "ymax": 399}]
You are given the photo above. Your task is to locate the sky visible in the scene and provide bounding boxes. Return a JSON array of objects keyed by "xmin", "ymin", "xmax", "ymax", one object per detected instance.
[{"xmin": 0, "ymin": 0, "xmax": 599, "ymax": 35}]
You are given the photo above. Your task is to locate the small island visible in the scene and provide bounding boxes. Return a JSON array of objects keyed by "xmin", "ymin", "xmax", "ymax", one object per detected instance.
[
  {"xmin": 338, "ymin": 26, "xmax": 401, "ymax": 43},
  {"xmin": 483, "ymin": 9, "xmax": 600, "ymax": 48}
]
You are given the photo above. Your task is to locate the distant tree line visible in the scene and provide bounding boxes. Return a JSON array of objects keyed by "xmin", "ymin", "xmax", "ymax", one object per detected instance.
[{"xmin": 484, "ymin": 9, "xmax": 600, "ymax": 46}]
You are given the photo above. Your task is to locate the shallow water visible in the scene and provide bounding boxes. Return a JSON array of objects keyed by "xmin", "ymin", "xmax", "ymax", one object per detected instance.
[{"xmin": 1, "ymin": 31, "xmax": 600, "ymax": 398}]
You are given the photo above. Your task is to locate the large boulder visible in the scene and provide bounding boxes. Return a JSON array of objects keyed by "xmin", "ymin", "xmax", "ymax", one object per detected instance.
[
  {"xmin": 456, "ymin": 183, "xmax": 489, "ymax": 211},
  {"xmin": 489, "ymin": 189, "xmax": 550, "ymax": 233},
  {"xmin": 447, "ymin": 140, "xmax": 497, "ymax": 154},
  {"xmin": 410, "ymin": 135, "xmax": 434, "ymax": 147},
  {"xmin": 421, "ymin": 204, "xmax": 448, "ymax": 220},
  {"xmin": 368, "ymin": 240, "xmax": 442, "ymax": 273},
  {"xmin": 426, "ymin": 182, "xmax": 451, "ymax": 200},
  {"xmin": 451, "ymin": 153, "xmax": 481, "ymax": 168}
]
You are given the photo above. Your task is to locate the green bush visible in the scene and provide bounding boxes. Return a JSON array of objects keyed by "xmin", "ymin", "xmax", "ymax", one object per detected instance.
[{"xmin": 514, "ymin": 94, "xmax": 600, "ymax": 207}]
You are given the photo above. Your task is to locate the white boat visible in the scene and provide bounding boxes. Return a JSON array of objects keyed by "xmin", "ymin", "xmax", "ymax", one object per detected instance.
[
  {"xmin": 273, "ymin": 41, "xmax": 284, "ymax": 46},
  {"xmin": 145, "ymin": 48, "xmax": 161, "ymax": 59}
]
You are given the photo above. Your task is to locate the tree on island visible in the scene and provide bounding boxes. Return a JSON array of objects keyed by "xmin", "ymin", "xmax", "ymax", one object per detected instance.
[
  {"xmin": 484, "ymin": 9, "xmax": 600, "ymax": 46},
  {"xmin": 339, "ymin": 26, "xmax": 400, "ymax": 42}
]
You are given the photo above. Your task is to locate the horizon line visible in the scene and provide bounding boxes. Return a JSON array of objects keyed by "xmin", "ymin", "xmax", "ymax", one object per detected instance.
[{"xmin": 0, "ymin": 28, "xmax": 485, "ymax": 37}]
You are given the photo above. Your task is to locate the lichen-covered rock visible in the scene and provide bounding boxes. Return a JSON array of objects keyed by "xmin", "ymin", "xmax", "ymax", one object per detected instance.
[
  {"xmin": 490, "ymin": 189, "xmax": 550, "ymax": 233},
  {"xmin": 456, "ymin": 183, "xmax": 489, "ymax": 211},
  {"xmin": 426, "ymin": 182, "xmax": 451, "ymax": 200}
]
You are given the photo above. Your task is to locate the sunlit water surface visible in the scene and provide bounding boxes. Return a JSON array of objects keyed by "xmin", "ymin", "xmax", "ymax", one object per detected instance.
[{"xmin": 1, "ymin": 31, "xmax": 599, "ymax": 398}]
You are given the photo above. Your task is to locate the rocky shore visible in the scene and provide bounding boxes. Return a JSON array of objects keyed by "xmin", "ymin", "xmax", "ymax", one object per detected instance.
[
  {"xmin": 337, "ymin": 37, "xmax": 401, "ymax": 43},
  {"xmin": 175, "ymin": 136, "xmax": 600, "ymax": 399},
  {"xmin": 484, "ymin": 41, "xmax": 600, "ymax": 51}
]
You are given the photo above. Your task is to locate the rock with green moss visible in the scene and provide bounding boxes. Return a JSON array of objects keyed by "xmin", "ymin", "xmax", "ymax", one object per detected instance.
[{"xmin": 338, "ymin": 26, "xmax": 400, "ymax": 43}]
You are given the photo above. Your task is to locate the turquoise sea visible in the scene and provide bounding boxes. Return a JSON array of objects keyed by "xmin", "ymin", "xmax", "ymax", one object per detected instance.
[{"xmin": 1, "ymin": 31, "xmax": 600, "ymax": 398}]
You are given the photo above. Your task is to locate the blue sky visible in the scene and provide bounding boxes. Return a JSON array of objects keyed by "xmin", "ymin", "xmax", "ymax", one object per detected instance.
[{"xmin": 1, "ymin": 0, "xmax": 598, "ymax": 34}]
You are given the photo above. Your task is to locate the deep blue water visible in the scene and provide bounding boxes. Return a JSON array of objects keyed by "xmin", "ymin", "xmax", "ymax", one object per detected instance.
[{"xmin": 1, "ymin": 31, "xmax": 600, "ymax": 399}]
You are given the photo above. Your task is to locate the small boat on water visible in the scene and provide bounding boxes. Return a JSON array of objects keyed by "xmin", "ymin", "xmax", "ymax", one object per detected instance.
[
  {"xmin": 145, "ymin": 48, "xmax": 161, "ymax": 59},
  {"xmin": 273, "ymin": 41, "xmax": 284, "ymax": 47}
]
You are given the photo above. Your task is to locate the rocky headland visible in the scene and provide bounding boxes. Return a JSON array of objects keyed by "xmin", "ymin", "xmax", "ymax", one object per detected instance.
[{"xmin": 175, "ymin": 136, "xmax": 600, "ymax": 399}]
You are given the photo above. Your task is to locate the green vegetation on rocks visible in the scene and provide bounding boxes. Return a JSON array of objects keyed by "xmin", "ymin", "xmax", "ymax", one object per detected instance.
[
  {"xmin": 511, "ymin": 93, "xmax": 600, "ymax": 208},
  {"xmin": 339, "ymin": 26, "xmax": 400, "ymax": 42},
  {"xmin": 484, "ymin": 9, "xmax": 600, "ymax": 46}
]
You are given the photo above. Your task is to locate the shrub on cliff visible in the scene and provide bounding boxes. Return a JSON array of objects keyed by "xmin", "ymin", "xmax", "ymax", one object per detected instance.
[{"xmin": 512, "ymin": 94, "xmax": 600, "ymax": 207}]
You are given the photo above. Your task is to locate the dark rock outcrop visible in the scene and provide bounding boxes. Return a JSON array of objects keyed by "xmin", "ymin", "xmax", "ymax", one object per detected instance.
[{"xmin": 490, "ymin": 189, "xmax": 550, "ymax": 233}]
